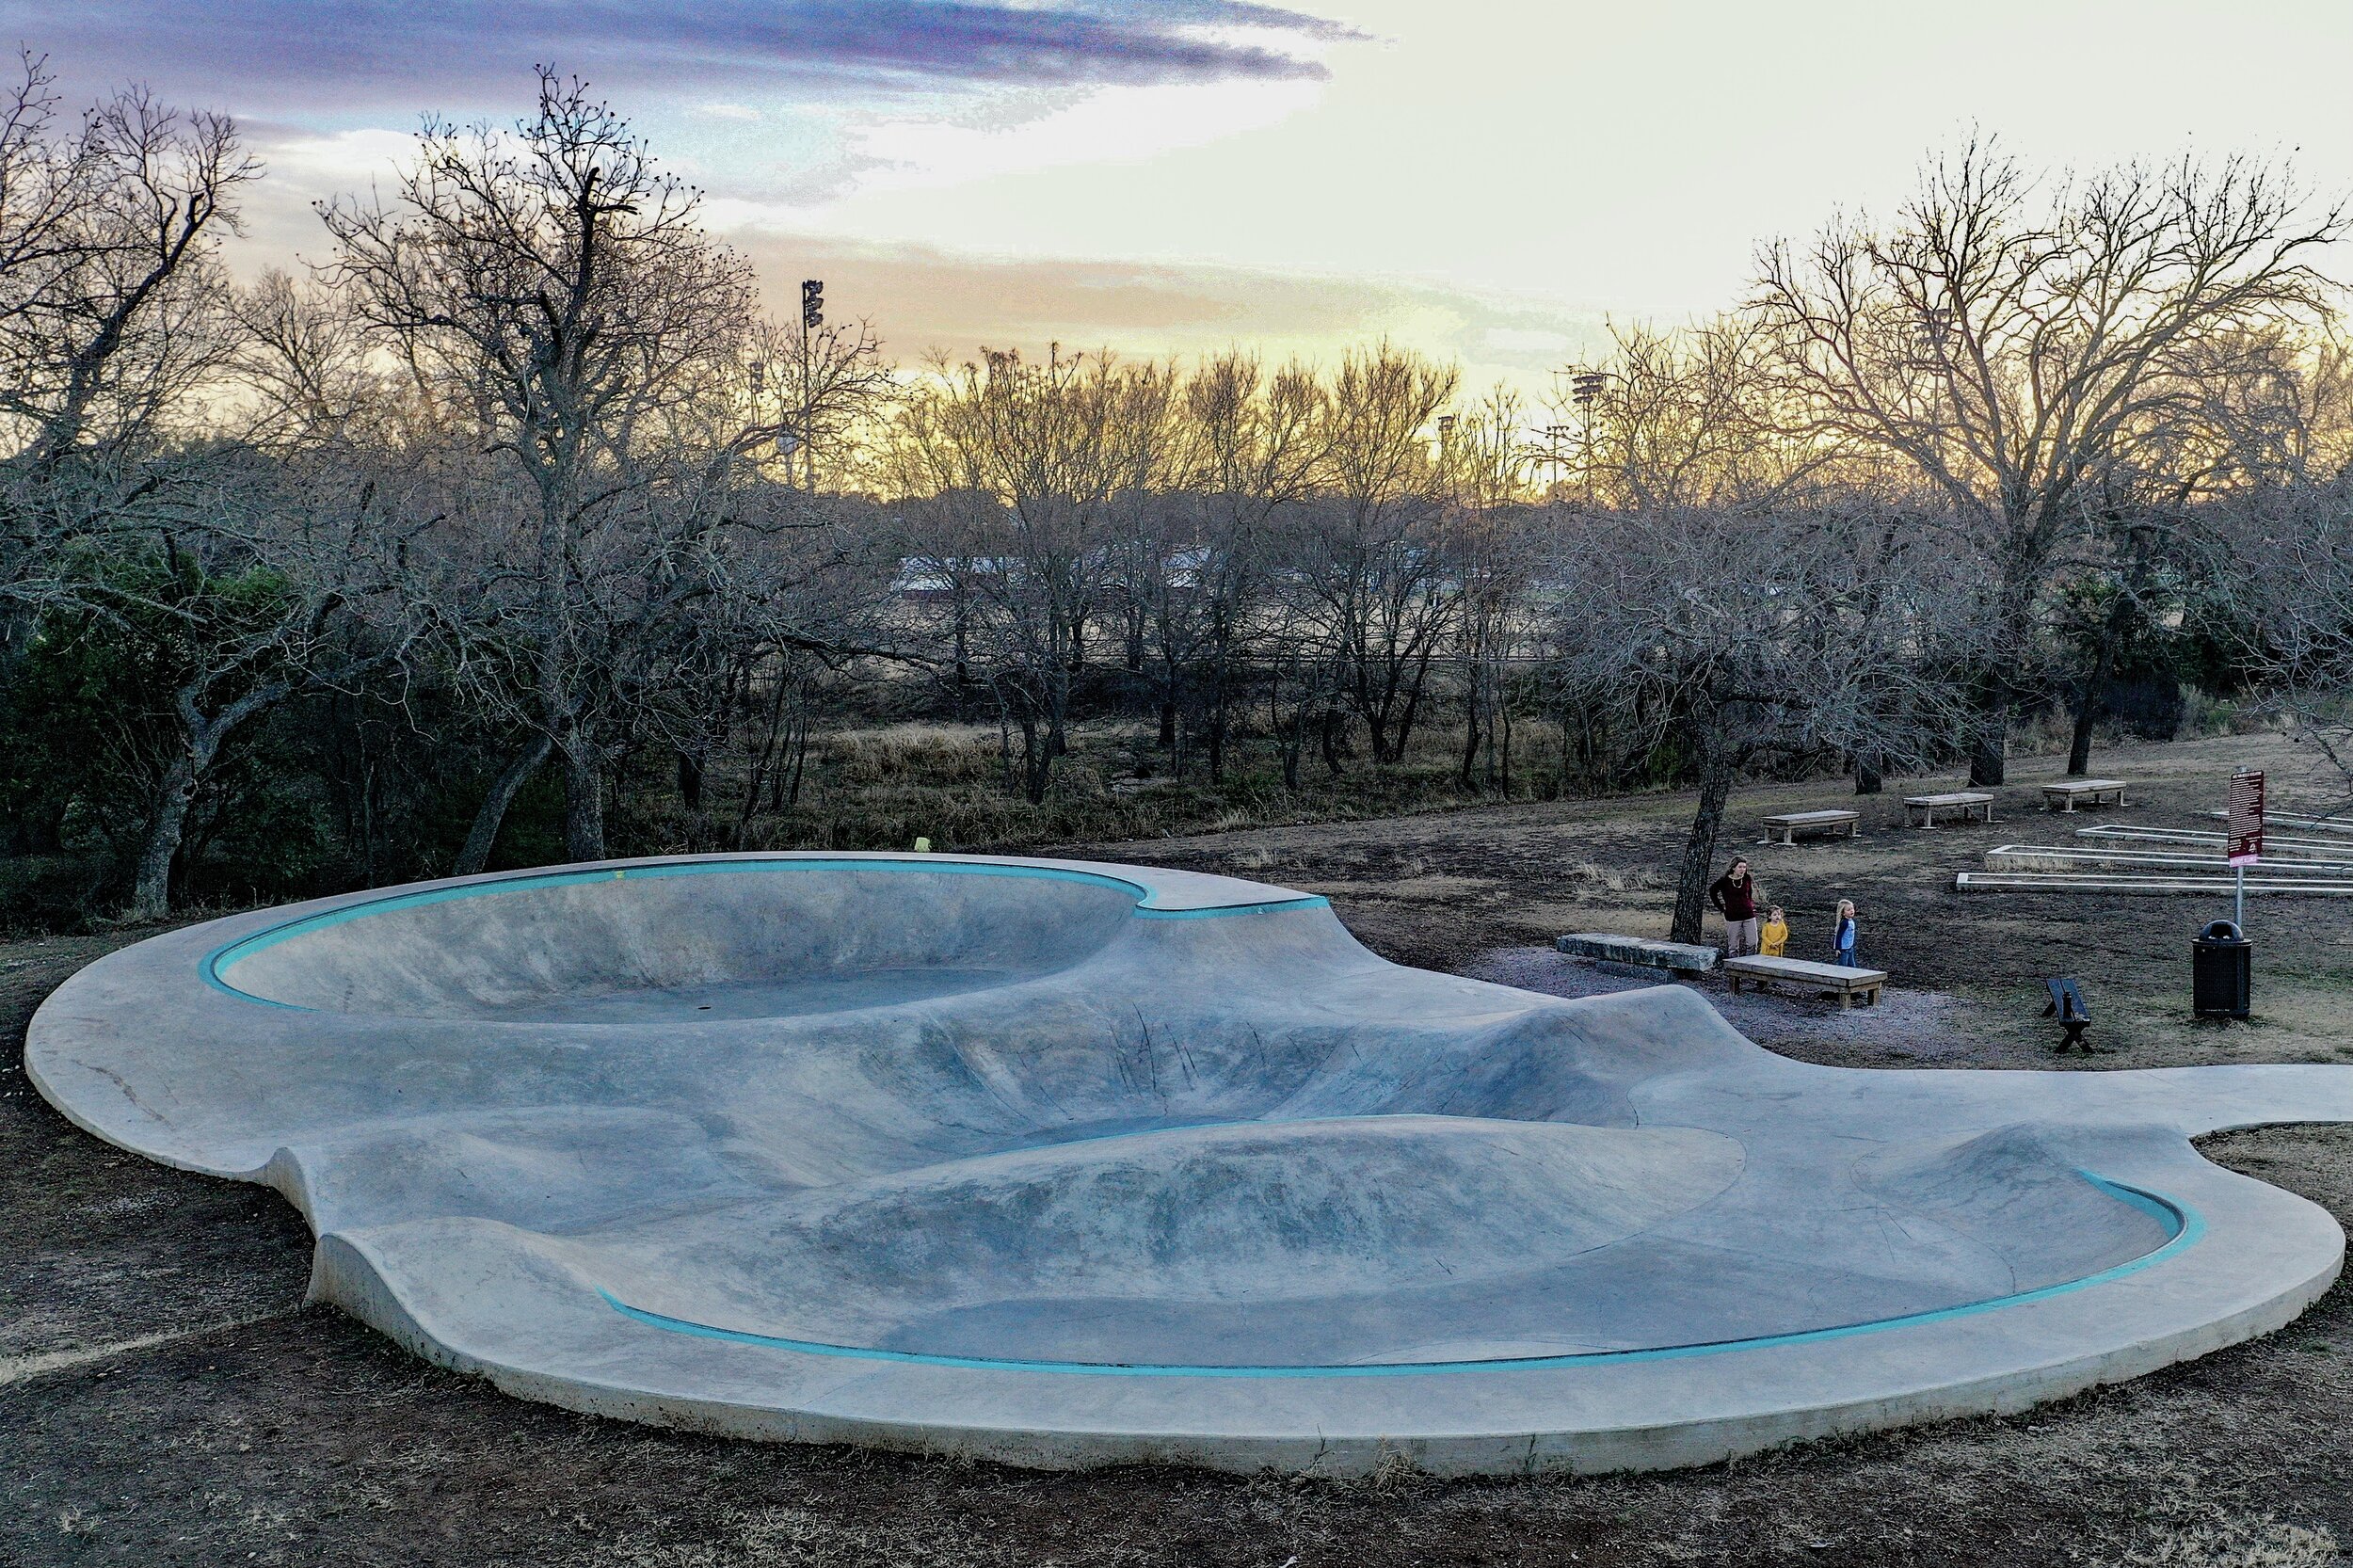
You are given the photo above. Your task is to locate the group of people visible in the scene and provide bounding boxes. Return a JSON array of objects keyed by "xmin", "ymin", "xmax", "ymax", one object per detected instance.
[{"xmin": 1706, "ymin": 857, "xmax": 1860, "ymax": 967}]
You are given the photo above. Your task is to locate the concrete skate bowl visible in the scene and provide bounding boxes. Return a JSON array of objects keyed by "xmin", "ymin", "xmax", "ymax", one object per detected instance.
[
  {"xmin": 203, "ymin": 859, "xmax": 1156, "ymax": 1020},
  {"xmin": 26, "ymin": 852, "xmax": 2353, "ymax": 1476}
]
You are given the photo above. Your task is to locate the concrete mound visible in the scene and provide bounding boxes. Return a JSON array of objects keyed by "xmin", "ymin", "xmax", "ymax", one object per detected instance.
[{"xmin": 26, "ymin": 852, "xmax": 2353, "ymax": 1475}]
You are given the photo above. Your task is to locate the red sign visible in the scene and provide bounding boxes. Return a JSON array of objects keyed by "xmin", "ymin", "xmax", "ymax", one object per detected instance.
[{"xmin": 2228, "ymin": 770, "xmax": 2265, "ymax": 867}]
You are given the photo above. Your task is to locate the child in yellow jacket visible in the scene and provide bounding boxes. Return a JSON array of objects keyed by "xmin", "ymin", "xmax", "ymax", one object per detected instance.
[{"xmin": 1759, "ymin": 906, "xmax": 1789, "ymax": 958}]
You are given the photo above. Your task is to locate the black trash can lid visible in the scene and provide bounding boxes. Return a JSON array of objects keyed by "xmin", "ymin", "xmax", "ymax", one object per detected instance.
[{"xmin": 2198, "ymin": 919, "xmax": 2246, "ymax": 943}]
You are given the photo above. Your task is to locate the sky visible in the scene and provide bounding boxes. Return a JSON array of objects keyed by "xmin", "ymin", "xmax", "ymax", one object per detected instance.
[{"xmin": 11, "ymin": 0, "xmax": 2352, "ymax": 403}]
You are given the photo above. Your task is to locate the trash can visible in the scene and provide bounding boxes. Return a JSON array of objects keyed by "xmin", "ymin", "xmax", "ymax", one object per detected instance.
[{"xmin": 2193, "ymin": 919, "xmax": 2251, "ymax": 1020}]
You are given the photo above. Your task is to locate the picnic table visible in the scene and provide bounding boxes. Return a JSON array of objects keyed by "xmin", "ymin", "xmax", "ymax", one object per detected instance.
[
  {"xmin": 2041, "ymin": 778, "xmax": 2128, "ymax": 812},
  {"xmin": 1724, "ymin": 954, "xmax": 1886, "ymax": 1009},
  {"xmin": 1903, "ymin": 791, "xmax": 1995, "ymax": 828},
  {"xmin": 1761, "ymin": 808, "xmax": 1860, "ymax": 845},
  {"xmin": 1555, "ymin": 932, "xmax": 1720, "ymax": 975}
]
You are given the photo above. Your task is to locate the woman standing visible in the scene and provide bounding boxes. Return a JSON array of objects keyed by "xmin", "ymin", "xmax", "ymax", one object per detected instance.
[{"xmin": 1708, "ymin": 856, "xmax": 1763, "ymax": 957}]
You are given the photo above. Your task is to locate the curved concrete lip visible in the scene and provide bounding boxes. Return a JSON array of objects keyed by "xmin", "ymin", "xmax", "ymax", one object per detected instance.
[{"xmin": 26, "ymin": 851, "xmax": 2353, "ymax": 1475}]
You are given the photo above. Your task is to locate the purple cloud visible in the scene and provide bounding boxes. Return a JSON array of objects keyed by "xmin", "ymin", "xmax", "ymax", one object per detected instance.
[{"xmin": 1, "ymin": 0, "xmax": 1361, "ymax": 113}]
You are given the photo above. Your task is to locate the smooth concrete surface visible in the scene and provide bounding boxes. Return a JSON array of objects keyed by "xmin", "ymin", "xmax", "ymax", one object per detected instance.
[{"xmin": 26, "ymin": 852, "xmax": 2353, "ymax": 1475}]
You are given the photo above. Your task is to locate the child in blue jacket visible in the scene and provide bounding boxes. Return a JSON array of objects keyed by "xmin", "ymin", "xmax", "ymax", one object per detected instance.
[{"xmin": 1832, "ymin": 900, "xmax": 1859, "ymax": 967}]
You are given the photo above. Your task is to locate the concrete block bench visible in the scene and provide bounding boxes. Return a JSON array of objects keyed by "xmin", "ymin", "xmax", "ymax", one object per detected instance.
[
  {"xmin": 1724, "ymin": 954, "xmax": 1886, "ymax": 1008},
  {"xmin": 1904, "ymin": 792, "xmax": 1994, "ymax": 828},
  {"xmin": 1555, "ymin": 932, "xmax": 1720, "ymax": 975},
  {"xmin": 2041, "ymin": 778, "xmax": 2128, "ymax": 812},
  {"xmin": 1761, "ymin": 809, "xmax": 1860, "ymax": 845}
]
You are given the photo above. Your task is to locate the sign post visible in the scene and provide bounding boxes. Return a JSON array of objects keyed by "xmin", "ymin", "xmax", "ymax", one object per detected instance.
[{"xmin": 2227, "ymin": 769, "xmax": 2265, "ymax": 930}]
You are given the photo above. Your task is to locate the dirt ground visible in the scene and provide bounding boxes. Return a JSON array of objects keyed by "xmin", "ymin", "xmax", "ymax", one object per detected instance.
[{"xmin": 7, "ymin": 732, "xmax": 2353, "ymax": 1567}]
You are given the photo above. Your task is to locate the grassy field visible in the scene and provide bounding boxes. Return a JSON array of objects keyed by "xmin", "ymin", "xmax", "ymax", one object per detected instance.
[{"xmin": 6, "ymin": 731, "xmax": 2352, "ymax": 1566}]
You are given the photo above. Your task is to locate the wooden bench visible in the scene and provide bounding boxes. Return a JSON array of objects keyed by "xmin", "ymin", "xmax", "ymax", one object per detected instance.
[
  {"xmin": 1761, "ymin": 809, "xmax": 1861, "ymax": 845},
  {"xmin": 1904, "ymin": 791, "xmax": 1995, "ymax": 828},
  {"xmin": 1724, "ymin": 954, "xmax": 1886, "ymax": 1008},
  {"xmin": 1555, "ymin": 932, "xmax": 1721, "ymax": 975},
  {"xmin": 2041, "ymin": 778, "xmax": 2128, "ymax": 812},
  {"xmin": 2043, "ymin": 977, "xmax": 2094, "ymax": 1052}
]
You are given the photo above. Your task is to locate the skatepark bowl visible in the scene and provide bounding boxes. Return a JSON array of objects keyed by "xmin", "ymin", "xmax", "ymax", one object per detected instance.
[{"xmin": 27, "ymin": 852, "xmax": 2353, "ymax": 1476}]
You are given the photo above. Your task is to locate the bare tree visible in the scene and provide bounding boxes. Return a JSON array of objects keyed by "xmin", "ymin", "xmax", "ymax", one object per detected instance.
[
  {"xmin": 318, "ymin": 69, "xmax": 785, "ymax": 859},
  {"xmin": 1755, "ymin": 141, "xmax": 2346, "ymax": 782},
  {"xmin": 1553, "ymin": 317, "xmax": 1827, "ymax": 512},
  {"xmin": 2200, "ymin": 473, "xmax": 2353, "ymax": 804},
  {"xmin": 1439, "ymin": 388, "xmax": 1540, "ymax": 792},
  {"xmin": 1174, "ymin": 352, "xmax": 1324, "ymax": 780},
  {"xmin": 1546, "ymin": 501, "xmax": 1977, "ymax": 942},
  {"xmin": 748, "ymin": 307, "xmax": 893, "ymax": 493},
  {"xmin": 888, "ymin": 346, "xmax": 1144, "ymax": 802},
  {"xmin": 1283, "ymin": 343, "xmax": 1458, "ymax": 768},
  {"xmin": 0, "ymin": 53, "xmax": 259, "ymax": 621},
  {"xmin": 35, "ymin": 457, "xmax": 418, "ymax": 919}
]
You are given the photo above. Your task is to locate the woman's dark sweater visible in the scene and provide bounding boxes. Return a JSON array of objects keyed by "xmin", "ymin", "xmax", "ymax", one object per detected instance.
[{"xmin": 1708, "ymin": 873, "xmax": 1757, "ymax": 921}]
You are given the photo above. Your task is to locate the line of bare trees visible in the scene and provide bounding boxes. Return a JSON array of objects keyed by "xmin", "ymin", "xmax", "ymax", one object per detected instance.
[{"xmin": 1, "ymin": 57, "xmax": 2347, "ymax": 935}]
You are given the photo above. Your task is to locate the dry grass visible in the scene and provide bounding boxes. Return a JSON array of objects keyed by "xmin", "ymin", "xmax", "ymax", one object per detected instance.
[
  {"xmin": 619, "ymin": 714, "xmax": 1600, "ymax": 869},
  {"xmin": 2119, "ymin": 1512, "xmax": 2341, "ymax": 1567}
]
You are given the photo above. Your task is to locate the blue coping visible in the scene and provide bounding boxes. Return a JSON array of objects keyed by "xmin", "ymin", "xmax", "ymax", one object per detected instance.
[
  {"xmin": 598, "ymin": 1174, "xmax": 2201, "ymax": 1379},
  {"xmin": 200, "ymin": 856, "xmax": 1327, "ymax": 1010}
]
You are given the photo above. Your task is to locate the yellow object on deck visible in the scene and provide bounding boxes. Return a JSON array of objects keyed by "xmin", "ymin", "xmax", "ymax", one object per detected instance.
[{"xmin": 911, "ymin": 837, "xmax": 932, "ymax": 854}]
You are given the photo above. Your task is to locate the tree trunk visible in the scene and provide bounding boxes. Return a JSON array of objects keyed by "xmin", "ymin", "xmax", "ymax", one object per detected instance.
[
  {"xmin": 1853, "ymin": 751, "xmax": 1884, "ymax": 795},
  {"xmin": 1018, "ymin": 714, "xmax": 1049, "ymax": 805},
  {"xmin": 1497, "ymin": 695, "xmax": 1513, "ymax": 793},
  {"xmin": 1966, "ymin": 674, "xmax": 2009, "ymax": 787},
  {"xmin": 130, "ymin": 752, "xmax": 201, "ymax": 922},
  {"xmin": 2068, "ymin": 552, "xmax": 2152, "ymax": 776},
  {"xmin": 783, "ymin": 714, "xmax": 811, "ymax": 808},
  {"xmin": 1274, "ymin": 675, "xmax": 1306, "ymax": 792},
  {"xmin": 2066, "ymin": 671, "xmax": 2108, "ymax": 777},
  {"xmin": 1206, "ymin": 656, "xmax": 1228, "ymax": 784},
  {"xmin": 1459, "ymin": 677, "xmax": 1481, "ymax": 792},
  {"xmin": 130, "ymin": 681, "xmax": 291, "ymax": 920},
  {"xmin": 2066, "ymin": 605, "xmax": 2133, "ymax": 776},
  {"xmin": 563, "ymin": 740, "xmax": 606, "ymax": 860},
  {"xmin": 455, "ymin": 733, "xmax": 553, "ymax": 876},
  {"xmin": 1968, "ymin": 723, "xmax": 2007, "ymax": 788},
  {"xmin": 1669, "ymin": 736, "xmax": 1737, "ymax": 945}
]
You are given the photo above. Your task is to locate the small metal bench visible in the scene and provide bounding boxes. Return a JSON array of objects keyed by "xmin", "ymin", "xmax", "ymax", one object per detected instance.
[
  {"xmin": 2041, "ymin": 778, "xmax": 2128, "ymax": 812},
  {"xmin": 1761, "ymin": 809, "xmax": 1861, "ymax": 845},
  {"xmin": 1724, "ymin": 954, "xmax": 1886, "ymax": 1008},
  {"xmin": 1555, "ymin": 932, "xmax": 1721, "ymax": 975},
  {"xmin": 1903, "ymin": 791, "xmax": 1995, "ymax": 828},
  {"xmin": 2043, "ymin": 977, "xmax": 2094, "ymax": 1052}
]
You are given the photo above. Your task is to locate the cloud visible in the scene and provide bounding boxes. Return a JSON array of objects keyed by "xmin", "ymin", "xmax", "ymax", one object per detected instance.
[{"xmin": 5, "ymin": 0, "xmax": 1360, "ymax": 114}]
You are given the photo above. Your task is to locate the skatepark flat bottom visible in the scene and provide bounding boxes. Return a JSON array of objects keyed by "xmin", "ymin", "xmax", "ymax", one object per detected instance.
[{"xmin": 26, "ymin": 853, "xmax": 2353, "ymax": 1475}]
